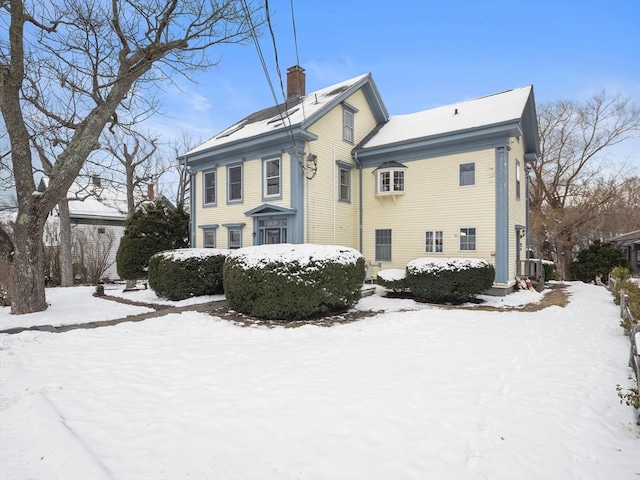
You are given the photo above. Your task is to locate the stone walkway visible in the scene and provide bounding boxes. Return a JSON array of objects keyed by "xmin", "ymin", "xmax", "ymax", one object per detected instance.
[{"xmin": 0, "ymin": 295, "xmax": 226, "ymax": 335}]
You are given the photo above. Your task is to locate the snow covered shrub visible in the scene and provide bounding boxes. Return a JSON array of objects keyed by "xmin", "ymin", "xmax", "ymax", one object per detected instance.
[
  {"xmin": 406, "ymin": 258, "xmax": 495, "ymax": 304},
  {"xmin": 148, "ymin": 249, "xmax": 229, "ymax": 301},
  {"xmin": 541, "ymin": 260, "xmax": 557, "ymax": 281},
  {"xmin": 223, "ymin": 244, "xmax": 365, "ymax": 321},
  {"xmin": 377, "ymin": 269, "xmax": 407, "ymax": 292}
]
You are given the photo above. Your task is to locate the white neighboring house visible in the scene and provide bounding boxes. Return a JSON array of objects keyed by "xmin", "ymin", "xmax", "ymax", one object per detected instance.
[{"xmin": 42, "ymin": 177, "xmax": 132, "ymax": 282}]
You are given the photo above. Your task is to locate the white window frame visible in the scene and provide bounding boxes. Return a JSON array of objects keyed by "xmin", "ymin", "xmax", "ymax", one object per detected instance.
[
  {"xmin": 426, "ymin": 230, "xmax": 444, "ymax": 253},
  {"xmin": 459, "ymin": 162, "xmax": 475, "ymax": 187},
  {"xmin": 263, "ymin": 157, "xmax": 281, "ymax": 199},
  {"xmin": 459, "ymin": 227, "xmax": 477, "ymax": 251},
  {"xmin": 377, "ymin": 169, "xmax": 405, "ymax": 194},
  {"xmin": 375, "ymin": 229, "xmax": 392, "ymax": 262},
  {"xmin": 203, "ymin": 170, "xmax": 216, "ymax": 205},
  {"xmin": 227, "ymin": 164, "xmax": 243, "ymax": 203}
]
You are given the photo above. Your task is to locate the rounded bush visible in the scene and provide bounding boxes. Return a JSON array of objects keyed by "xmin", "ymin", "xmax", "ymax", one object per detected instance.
[
  {"xmin": 148, "ymin": 248, "xmax": 229, "ymax": 301},
  {"xmin": 377, "ymin": 269, "xmax": 407, "ymax": 292},
  {"xmin": 223, "ymin": 244, "xmax": 365, "ymax": 321},
  {"xmin": 406, "ymin": 257, "xmax": 495, "ymax": 304}
]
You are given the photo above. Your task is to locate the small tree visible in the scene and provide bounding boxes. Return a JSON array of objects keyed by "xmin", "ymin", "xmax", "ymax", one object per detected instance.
[
  {"xmin": 116, "ymin": 200, "xmax": 188, "ymax": 284},
  {"xmin": 570, "ymin": 240, "xmax": 630, "ymax": 283}
]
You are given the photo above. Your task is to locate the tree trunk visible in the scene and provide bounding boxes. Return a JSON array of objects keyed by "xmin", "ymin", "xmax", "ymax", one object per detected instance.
[
  {"xmin": 58, "ymin": 199, "xmax": 74, "ymax": 286},
  {"xmin": 10, "ymin": 217, "xmax": 47, "ymax": 314}
]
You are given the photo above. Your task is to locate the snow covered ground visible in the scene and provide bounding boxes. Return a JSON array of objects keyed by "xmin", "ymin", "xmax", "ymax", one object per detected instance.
[{"xmin": 1, "ymin": 282, "xmax": 638, "ymax": 479}]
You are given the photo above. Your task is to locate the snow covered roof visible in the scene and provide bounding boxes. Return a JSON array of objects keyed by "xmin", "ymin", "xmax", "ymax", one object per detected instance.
[
  {"xmin": 183, "ymin": 73, "xmax": 374, "ymax": 157},
  {"xmin": 39, "ymin": 178, "xmax": 129, "ymax": 221},
  {"xmin": 360, "ymin": 86, "xmax": 534, "ymax": 149},
  {"xmin": 65, "ymin": 182, "xmax": 128, "ymax": 220}
]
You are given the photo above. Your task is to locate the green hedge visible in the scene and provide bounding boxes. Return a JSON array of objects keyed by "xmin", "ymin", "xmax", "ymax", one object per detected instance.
[
  {"xmin": 610, "ymin": 267, "xmax": 640, "ymax": 328},
  {"xmin": 542, "ymin": 260, "xmax": 556, "ymax": 281},
  {"xmin": 406, "ymin": 258, "xmax": 495, "ymax": 304},
  {"xmin": 223, "ymin": 244, "xmax": 365, "ymax": 321},
  {"xmin": 377, "ymin": 269, "xmax": 408, "ymax": 292},
  {"xmin": 148, "ymin": 248, "xmax": 229, "ymax": 301}
]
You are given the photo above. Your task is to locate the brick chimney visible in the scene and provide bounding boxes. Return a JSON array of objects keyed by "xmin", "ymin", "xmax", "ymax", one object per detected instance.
[
  {"xmin": 287, "ymin": 65, "xmax": 305, "ymax": 99},
  {"xmin": 147, "ymin": 183, "xmax": 155, "ymax": 201}
]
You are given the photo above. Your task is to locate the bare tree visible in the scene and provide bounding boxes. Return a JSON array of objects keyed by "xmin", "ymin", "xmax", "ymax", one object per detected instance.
[
  {"xmin": 530, "ymin": 91, "xmax": 640, "ymax": 280},
  {"xmin": 103, "ymin": 126, "xmax": 161, "ymax": 214},
  {"xmin": 0, "ymin": 0, "xmax": 263, "ymax": 314},
  {"xmin": 167, "ymin": 130, "xmax": 198, "ymax": 211}
]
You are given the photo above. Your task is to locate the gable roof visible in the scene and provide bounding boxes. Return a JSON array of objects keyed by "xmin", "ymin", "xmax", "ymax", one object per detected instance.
[
  {"xmin": 182, "ymin": 73, "xmax": 388, "ymax": 160},
  {"xmin": 39, "ymin": 178, "xmax": 129, "ymax": 221},
  {"xmin": 357, "ymin": 86, "xmax": 539, "ymax": 158}
]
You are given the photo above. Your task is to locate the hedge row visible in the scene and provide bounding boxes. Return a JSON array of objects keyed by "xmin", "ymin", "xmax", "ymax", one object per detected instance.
[
  {"xmin": 378, "ymin": 258, "xmax": 495, "ymax": 304},
  {"xmin": 148, "ymin": 248, "xmax": 228, "ymax": 301},
  {"xmin": 223, "ymin": 244, "xmax": 365, "ymax": 321}
]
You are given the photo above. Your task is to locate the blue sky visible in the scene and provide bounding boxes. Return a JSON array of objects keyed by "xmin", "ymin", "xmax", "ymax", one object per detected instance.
[
  {"xmin": 1, "ymin": 0, "xmax": 638, "ymax": 208},
  {"xmin": 151, "ymin": 0, "xmax": 639, "ymax": 166}
]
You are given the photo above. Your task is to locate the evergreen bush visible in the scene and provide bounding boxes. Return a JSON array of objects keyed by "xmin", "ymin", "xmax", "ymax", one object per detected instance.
[
  {"xmin": 223, "ymin": 244, "xmax": 365, "ymax": 321},
  {"xmin": 116, "ymin": 200, "xmax": 189, "ymax": 281},
  {"xmin": 571, "ymin": 240, "xmax": 630, "ymax": 283},
  {"xmin": 377, "ymin": 269, "xmax": 408, "ymax": 292},
  {"xmin": 148, "ymin": 249, "xmax": 229, "ymax": 301},
  {"xmin": 406, "ymin": 258, "xmax": 495, "ymax": 304},
  {"xmin": 542, "ymin": 260, "xmax": 557, "ymax": 281},
  {"xmin": 611, "ymin": 273, "xmax": 640, "ymax": 329}
]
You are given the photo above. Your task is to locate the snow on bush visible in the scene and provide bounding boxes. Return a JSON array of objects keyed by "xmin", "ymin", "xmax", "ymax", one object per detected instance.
[
  {"xmin": 406, "ymin": 257, "xmax": 495, "ymax": 304},
  {"xmin": 377, "ymin": 269, "xmax": 407, "ymax": 292},
  {"xmin": 148, "ymin": 248, "xmax": 230, "ymax": 301},
  {"xmin": 223, "ymin": 244, "xmax": 365, "ymax": 320}
]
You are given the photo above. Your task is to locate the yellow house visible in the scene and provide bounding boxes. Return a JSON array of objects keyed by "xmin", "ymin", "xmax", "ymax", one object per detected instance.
[{"xmin": 181, "ymin": 66, "xmax": 540, "ymax": 294}]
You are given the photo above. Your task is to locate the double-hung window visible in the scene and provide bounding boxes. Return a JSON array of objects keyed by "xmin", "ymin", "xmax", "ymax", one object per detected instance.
[
  {"xmin": 459, "ymin": 227, "xmax": 476, "ymax": 251},
  {"xmin": 339, "ymin": 167, "xmax": 351, "ymax": 202},
  {"xmin": 426, "ymin": 231, "xmax": 444, "ymax": 253},
  {"xmin": 375, "ymin": 229, "xmax": 392, "ymax": 262},
  {"xmin": 343, "ymin": 108, "xmax": 354, "ymax": 143},
  {"xmin": 264, "ymin": 158, "xmax": 281, "ymax": 198},
  {"xmin": 228, "ymin": 229, "xmax": 242, "ymax": 249},
  {"xmin": 204, "ymin": 170, "xmax": 216, "ymax": 205},
  {"xmin": 203, "ymin": 229, "xmax": 216, "ymax": 248},
  {"xmin": 227, "ymin": 165, "xmax": 242, "ymax": 202},
  {"xmin": 459, "ymin": 163, "xmax": 475, "ymax": 186}
]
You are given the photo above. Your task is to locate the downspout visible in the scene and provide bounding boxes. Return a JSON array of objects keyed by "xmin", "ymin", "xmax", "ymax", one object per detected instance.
[
  {"xmin": 354, "ymin": 151, "xmax": 363, "ymax": 253},
  {"xmin": 306, "ymin": 155, "xmax": 311, "ymax": 243},
  {"xmin": 333, "ymin": 148, "xmax": 337, "ymax": 244},
  {"xmin": 525, "ymin": 161, "xmax": 532, "ymax": 276},
  {"xmin": 184, "ymin": 156, "xmax": 197, "ymax": 248}
]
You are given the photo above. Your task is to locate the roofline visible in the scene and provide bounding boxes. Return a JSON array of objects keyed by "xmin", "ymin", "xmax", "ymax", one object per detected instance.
[
  {"xmin": 303, "ymin": 73, "xmax": 389, "ymax": 129},
  {"xmin": 355, "ymin": 119, "xmax": 523, "ymax": 159},
  {"xmin": 180, "ymin": 73, "xmax": 389, "ymax": 162},
  {"xmin": 182, "ymin": 127, "xmax": 318, "ymax": 166}
]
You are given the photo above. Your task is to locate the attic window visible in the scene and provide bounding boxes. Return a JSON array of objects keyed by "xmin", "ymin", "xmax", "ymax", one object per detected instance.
[{"xmin": 216, "ymin": 123, "xmax": 245, "ymax": 139}]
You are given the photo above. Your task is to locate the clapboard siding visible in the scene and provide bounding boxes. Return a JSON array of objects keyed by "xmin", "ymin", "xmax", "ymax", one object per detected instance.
[
  {"xmin": 304, "ymin": 89, "xmax": 378, "ymax": 249},
  {"xmin": 362, "ymin": 148, "xmax": 497, "ymax": 270}
]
